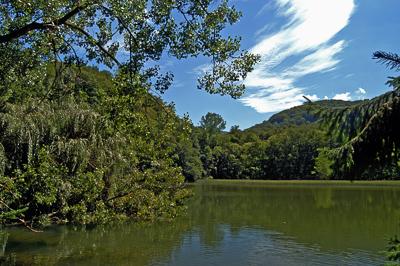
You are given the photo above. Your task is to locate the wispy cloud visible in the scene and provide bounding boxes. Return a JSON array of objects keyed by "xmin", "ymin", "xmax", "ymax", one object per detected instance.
[
  {"xmin": 254, "ymin": 23, "xmax": 275, "ymax": 37},
  {"xmin": 191, "ymin": 63, "xmax": 212, "ymax": 76},
  {"xmin": 256, "ymin": 2, "xmax": 275, "ymax": 18},
  {"xmin": 173, "ymin": 79, "xmax": 185, "ymax": 88},
  {"xmin": 241, "ymin": 0, "xmax": 356, "ymax": 113}
]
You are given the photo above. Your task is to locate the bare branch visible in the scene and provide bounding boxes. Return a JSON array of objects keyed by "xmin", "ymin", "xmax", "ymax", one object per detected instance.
[
  {"xmin": 17, "ymin": 218, "xmax": 43, "ymax": 233},
  {"xmin": 303, "ymin": 95, "xmax": 312, "ymax": 103}
]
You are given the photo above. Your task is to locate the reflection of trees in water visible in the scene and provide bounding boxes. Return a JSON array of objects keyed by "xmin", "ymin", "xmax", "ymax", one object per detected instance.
[
  {"xmin": 2, "ymin": 183, "xmax": 400, "ymax": 265},
  {"xmin": 0, "ymin": 231, "xmax": 10, "ymax": 266},
  {"xmin": 313, "ymin": 188, "xmax": 334, "ymax": 209},
  {"xmin": 0, "ymin": 232, "xmax": 7, "ymax": 257},
  {"xmin": 1, "ymin": 221, "xmax": 194, "ymax": 265},
  {"xmin": 188, "ymin": 183, "xmax": 400, "ymax": 251}
]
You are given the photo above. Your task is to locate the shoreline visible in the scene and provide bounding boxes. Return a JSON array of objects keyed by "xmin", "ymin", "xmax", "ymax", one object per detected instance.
[{"xmin": 194, "ymin": 179, "xmax": 400, "ymax": 187}]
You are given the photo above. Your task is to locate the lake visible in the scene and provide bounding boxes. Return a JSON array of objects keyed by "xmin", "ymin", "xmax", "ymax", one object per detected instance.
[{"xmin": 1, "ymin": 180, "xmax": 400, "ymax": 265}]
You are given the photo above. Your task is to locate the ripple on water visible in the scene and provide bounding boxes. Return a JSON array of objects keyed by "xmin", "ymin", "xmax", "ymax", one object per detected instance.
[{"xmin": 153, "ymin": 225, "xmax": 384, "ymax": 266}]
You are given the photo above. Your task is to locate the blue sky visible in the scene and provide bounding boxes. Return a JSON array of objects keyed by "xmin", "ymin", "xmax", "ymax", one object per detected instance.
[{"xmin": 161, "ymin": 0, "xmax": 400, "ymax": 129}]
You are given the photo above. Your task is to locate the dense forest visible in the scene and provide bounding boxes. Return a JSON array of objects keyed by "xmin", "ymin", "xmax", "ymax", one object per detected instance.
[
  {"xmin": 0, "ymin": 0, "xmax": 400, "ymax": 233},
  {"xmin": 184, "ymin": 51, "xmax": 400, "ymax": 183}
]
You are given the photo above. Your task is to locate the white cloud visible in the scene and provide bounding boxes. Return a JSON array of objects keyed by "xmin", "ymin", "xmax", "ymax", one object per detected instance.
[
  {"xmin": 355, "ymin": 87, "xmax": 366, "ymax": 99},
  {"xmin": 242, "ymin": 90, "xmax": 303, "ymax": 113},
  {"xmin": 241, "ymin": 0, "xmax": 355, "ymax": 113},
  {"xmin": 356, "ymin": 87, "xmax": 366, "ymax": 94},
  {"xmin": 333, "ymin": 92, "xmax": 352, "ymax": 101},
  {"xmin": 241, "ymin": 90, "xmax": 320, "ymax": 113},
  {"xmin": 306, "ymin": 94, "xmax": 320, "ymax": 102}
]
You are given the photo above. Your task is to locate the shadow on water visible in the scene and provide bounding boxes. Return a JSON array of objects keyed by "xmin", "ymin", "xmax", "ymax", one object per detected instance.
[{"xmin": 1, "ymin": 181, "xmax": 400, "ymax": 265}]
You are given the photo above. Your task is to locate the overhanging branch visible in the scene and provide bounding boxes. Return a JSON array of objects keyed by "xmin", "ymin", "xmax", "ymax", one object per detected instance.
[
  {"xmin": 64, "ymin": 22, "xmax": 121, "ymax": 66},
  {"xmin": 0, "ymin": 4, "xmax": 89, "ymax": 44}
]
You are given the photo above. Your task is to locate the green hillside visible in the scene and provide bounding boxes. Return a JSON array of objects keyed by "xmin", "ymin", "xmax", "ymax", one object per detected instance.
[{"xmin": 248, "ymin": 99, "xmax": 364, "ymax": 132}]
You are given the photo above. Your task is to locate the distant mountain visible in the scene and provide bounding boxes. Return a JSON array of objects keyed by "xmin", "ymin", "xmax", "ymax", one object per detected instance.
[{"xmin": 247, "ymin": 99, "xmax": 364, "ymax": 132}]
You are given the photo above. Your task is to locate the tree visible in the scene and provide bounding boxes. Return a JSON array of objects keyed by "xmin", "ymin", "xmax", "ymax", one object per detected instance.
[
  {"xmin": 172, "ymin": 117, "xmax": 205, "ymax": 182},
  {"xmin": 317, "ymin": 51, "xmax": 400, "ymax": 179},
  {"xmin": 194, "ymin": 112, "xmax": 226, "ymax": 177},
  {"xmin": 0, "ymin": 1, "xmax": 260, "ymax": 227},
  {"xmin": 211, "ymin": 142, "xmax": 243, "ymax": 179},
  {"xmin": 0, "ymin": 0, "xmax": 259, "ymax": 100},
  {"xmin": 199, "ymin": 112, "xmax": 226, "ymax": 134}
]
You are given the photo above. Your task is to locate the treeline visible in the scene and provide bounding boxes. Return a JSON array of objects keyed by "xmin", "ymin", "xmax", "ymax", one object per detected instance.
[
  {"xmin": 177, "ymin": 95, "xmax": 400, "ymax": 181},
  {"xmin": 177, "ymin": 109, "xmax": 328, "ymax": 181}
]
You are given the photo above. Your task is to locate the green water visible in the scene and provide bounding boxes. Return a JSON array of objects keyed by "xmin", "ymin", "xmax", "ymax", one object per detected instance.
[{"xmin": 2, "ymin": 181, "xmax": 400, "ymax": 265}]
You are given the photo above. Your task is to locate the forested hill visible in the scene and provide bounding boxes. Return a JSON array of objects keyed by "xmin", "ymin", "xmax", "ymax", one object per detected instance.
[{"xmin": 247, "ymin": 99, "xmax": 364, "ymax": 132}]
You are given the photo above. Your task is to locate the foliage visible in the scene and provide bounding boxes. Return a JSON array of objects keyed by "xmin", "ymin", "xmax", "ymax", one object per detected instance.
[
  {"xmin": 386, "ymin": 236, "xmax": 400, "ymax": 265},
  {"xmin": 260, "ymin": 125, "xmax": 327, "ymax": 179},
  {"xmin": 173, "ymin": 117, "xmax": 205, "ymax": 182},
  {"xmin": 46, "ymin": 65, "xmax": 114, "ymax": 105},
  {"xmin": 314, "ymin": 148, "xmax": 334, "ymax": 179},
  {"xmin": 0, "ymin": 0, "xmax": 259, "ymax": 227},
  {"xmin": 200, "ymin": 112, "xmax": 226, "ymax": 134},
  {"xmin": 193, "ymin": 110, "xmax": 328, "ymax": 180},
  {"xmin": 317, "ymin": 51, "xmax": 400, "ymax": 179},
  {"xmin": 374, "ymin": 51, "xmax": 400, "ymax": 71},
  {"xmin": 326, "ymin": 92, "xmax": 400, "ymax": 179},
  {"xmin": 0, "ymin": 96, "xmax": 191, "ymax": 226},
  {"xmin": 0, "ymin": 0, "xmax": 259, "ymax": 99}
]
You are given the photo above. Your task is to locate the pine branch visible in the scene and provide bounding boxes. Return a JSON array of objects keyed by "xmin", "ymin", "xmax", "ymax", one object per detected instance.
[{"xmin": 373, "ymin": 51, "xmax": 400, "ymax": 71}]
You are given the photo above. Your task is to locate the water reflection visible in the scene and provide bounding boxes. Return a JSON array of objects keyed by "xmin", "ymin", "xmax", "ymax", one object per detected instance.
[
  {"xmin": 1, "ymin": 221, "xmax": 192, "ymax": 265},
  {"xmin": 1, "ymin": 181, "xmax": 400, "ymax": 265},
  {"xmin": 156, "ymin": 226, "xmax": 380, "ymax": 266}
]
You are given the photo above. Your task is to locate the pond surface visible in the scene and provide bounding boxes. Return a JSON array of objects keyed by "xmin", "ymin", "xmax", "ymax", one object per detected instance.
[{"xmin": 2, "ymin": 180, "xmax": 400, "ymax": 265}]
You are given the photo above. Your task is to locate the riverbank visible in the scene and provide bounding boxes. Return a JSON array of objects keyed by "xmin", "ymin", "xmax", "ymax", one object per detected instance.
[{"xmin": 196, "ymin": 179, "xmax": 400, "ymax": 188}]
